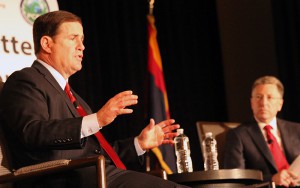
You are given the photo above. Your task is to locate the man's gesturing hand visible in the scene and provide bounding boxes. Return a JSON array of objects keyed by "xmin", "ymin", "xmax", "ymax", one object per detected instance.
[
  {"xmin": 137, "ymin": 118, "xmax": 180, "ymax": 150},
  {"xmin": 96, "ymin": 90, "xmax": 138, "ymax": 127}
]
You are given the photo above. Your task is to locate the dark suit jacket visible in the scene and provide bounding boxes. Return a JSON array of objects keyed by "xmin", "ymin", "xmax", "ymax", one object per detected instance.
[
  {"xmin": 0, "ymin": 61, "xmax": 143, "ymax": 187},
  {"xmin": 223, "ymin": 118, "xmax": 300, "ymax": 181}
]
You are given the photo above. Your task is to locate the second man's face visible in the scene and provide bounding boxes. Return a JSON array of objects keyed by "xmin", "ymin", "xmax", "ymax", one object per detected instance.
[{"xmin": 250, "ymin": 84, "xmax": 283, "ymax": 124}]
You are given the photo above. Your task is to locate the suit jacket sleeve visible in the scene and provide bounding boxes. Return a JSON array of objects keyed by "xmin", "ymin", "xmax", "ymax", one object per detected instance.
[{"xmin": 113, "ymin": 137, "xmax": 144, "ymax": 171}]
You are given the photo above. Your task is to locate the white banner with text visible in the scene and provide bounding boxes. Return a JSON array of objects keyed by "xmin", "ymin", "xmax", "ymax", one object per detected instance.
[{"xmin": 0, "ymin": 0, "xmax": 58, "ymax": 82}]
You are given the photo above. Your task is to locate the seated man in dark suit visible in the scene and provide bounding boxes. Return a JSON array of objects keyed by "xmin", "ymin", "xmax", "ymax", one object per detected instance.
[
  {"xmin": 0, "ymin": 10, "xmax": 189, "ymax": 188},
  {"xmin": 223, "ymin": 75, "xmax": 300, "ymax": 187}
]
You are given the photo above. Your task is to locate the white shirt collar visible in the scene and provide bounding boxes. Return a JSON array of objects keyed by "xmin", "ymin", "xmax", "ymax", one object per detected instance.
[{"xmin": 256, "ymin": 117, "xmax": 278, "ymax": 131}]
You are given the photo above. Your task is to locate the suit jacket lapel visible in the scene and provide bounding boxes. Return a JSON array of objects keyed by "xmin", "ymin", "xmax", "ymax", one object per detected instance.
[
  {"xmin": 32, "ymin": 61, "xmax": 80, "ymax": 117},
  {"xmin": 248, "ymin": 122, "xmax": 278, "ymax": 170}
]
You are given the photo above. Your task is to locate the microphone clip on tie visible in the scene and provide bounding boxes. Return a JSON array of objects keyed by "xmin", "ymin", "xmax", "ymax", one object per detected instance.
[
  {"xmin": 267, "ymin": 139, "xmax": 273, "ymax": 144},
  {"xmin": 73, "ymin": 101, "xmax": 79, "ymax": 109}
]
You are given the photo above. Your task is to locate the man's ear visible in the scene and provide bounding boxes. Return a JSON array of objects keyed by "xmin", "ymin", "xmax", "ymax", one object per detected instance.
[
  {"xmin": 278, "ymin": 98, "xmax": 284, "ymax": 112},
  {"xmin": 40, "ymin": 36, "xmax": 53, "ymax": 53}
]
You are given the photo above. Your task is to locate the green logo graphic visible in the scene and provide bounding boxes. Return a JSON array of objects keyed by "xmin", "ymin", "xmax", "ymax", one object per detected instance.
[{"xmin": 20, "ymin": 0, "xmax": 50, "ymax": 25}]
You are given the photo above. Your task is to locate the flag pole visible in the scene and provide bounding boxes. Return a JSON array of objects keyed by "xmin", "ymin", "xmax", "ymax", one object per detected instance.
[
  {"xmin": 149, "ymin": 0, "xmax": 154, "ymax": 15},
  {"xmin": 146, "ymin": 0, "xmax": 155, "ymax": 173}
]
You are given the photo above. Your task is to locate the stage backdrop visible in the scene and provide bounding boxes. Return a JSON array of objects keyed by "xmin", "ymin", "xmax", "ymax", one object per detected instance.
[{"xmin": 0, "ymin": 0, "xmax": 58, "ymax": 82}]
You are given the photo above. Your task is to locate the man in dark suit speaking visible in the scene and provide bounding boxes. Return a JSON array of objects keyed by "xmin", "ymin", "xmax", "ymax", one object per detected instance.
[
  {"xmin": 0, "ymin": 10, "xmax": 189, "ymax": 188},
  {"xmin": 223, "ymin": 76, "xmax": 300, "ymax": 187}
]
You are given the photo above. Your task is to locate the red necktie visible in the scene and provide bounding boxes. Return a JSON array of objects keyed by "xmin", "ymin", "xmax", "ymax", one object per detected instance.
[
  {"xmin": 264, "ymin": 125, "xmax": 289, "ymax": 171},
  {"xmin": 65, "ymin": 83, "xmax": 126, "ymax": 170}
]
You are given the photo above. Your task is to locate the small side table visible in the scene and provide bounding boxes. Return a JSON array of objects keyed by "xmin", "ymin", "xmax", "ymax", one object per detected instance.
[{"xmin": 168, "ymin": 169, "xmax": 263, "ymax": 188}]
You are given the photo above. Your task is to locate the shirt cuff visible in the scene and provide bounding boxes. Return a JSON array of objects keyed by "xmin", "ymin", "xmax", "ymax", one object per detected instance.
[
  {"xmin": 134, "ymin": 137, "xmax": 146, "ymax": 156},
  {"xmin": 81, "ymin": 113, "xmax": 101, "ymax": 138}
]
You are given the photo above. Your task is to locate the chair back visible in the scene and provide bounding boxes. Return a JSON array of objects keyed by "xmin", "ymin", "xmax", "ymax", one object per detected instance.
[
  {"xmin": 0, "ymin": 81, "xmax": 12, "ymax": 188},
  {"xmin": 0, "ymin": 128, "xmax": 11, "ymax": 176},
  {"xmin": 0, "ymin": 128, "xmax": 12, "ymax": 188},
  {"xmin": 196, "ymin": 121, "xmax": 240, "ymax": 167}
]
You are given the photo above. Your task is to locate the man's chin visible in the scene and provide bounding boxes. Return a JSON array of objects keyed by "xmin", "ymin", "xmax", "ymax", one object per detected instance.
[
  {"xmin": 70, "ymin": 66, "xmax": 82, "ymax": 75},
  {"xmin": 256, "ymin": 115, "xmax": 271, "ymax": 123},
  {"xmin": 75, "ymin": 64, "xmax": 82, "ymax": 71}
]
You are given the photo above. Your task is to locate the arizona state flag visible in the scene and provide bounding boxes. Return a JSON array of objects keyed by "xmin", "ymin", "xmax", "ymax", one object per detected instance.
[{"xmin": 147, "ymin": 14, "xmax": 177, "ymax": 174}]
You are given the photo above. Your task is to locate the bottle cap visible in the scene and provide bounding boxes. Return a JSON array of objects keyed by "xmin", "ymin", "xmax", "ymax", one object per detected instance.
[
  {"xmin": 205, "ymin": 132, "xmax": 213, "ymax": 137},
  {"xmin": 177, "ymin": 128, "xmax": 184, "ymax": 134}
]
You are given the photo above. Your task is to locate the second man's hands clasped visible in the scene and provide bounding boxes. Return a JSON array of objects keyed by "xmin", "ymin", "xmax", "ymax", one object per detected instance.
[
  {"xmin": 272, "ymin": 169, "xmax": 300, "ymax": 187},
  {"xmin": 96, "ymin": 90, "xmax": 138, "ymax": 127}
]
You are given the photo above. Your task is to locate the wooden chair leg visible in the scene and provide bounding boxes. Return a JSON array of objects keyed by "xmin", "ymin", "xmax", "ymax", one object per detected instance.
[{"xmin": 97, "ymin": 155, "xmax": 106, "ymax": 188}]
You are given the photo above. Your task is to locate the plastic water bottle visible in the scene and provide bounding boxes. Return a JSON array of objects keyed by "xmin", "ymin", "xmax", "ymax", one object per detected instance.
[
  {"xmin": 202, "ymin": 132, "xmax": 219, "ymax": 171},
  {"xmin": 174, "ymin": 128, "xmax": 193, "ymax": 173}
]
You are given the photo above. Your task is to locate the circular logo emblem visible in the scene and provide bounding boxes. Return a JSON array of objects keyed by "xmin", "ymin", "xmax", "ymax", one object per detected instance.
[{"xmin": 20, "ymin": 0, "xmax": 50, "ymax": 25}]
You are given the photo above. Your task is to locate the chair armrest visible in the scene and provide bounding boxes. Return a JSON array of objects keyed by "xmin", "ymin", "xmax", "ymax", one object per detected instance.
[
  {"xmin": 145, "ymin": 169, "xmax": 167, "ymax": 180},
  {"xmin": 0, "ymin": 155, "xmax": 106, "ymax": 187}
]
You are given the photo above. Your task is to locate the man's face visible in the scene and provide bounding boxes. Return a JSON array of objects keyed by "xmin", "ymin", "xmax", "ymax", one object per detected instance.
[
  {"xmin": 49, "ymin": 21, "xmax": 85, "ymax": 78},
  {"xmin": 250, "ymin": 84, "xmax": 283, "ymax": 123}
]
